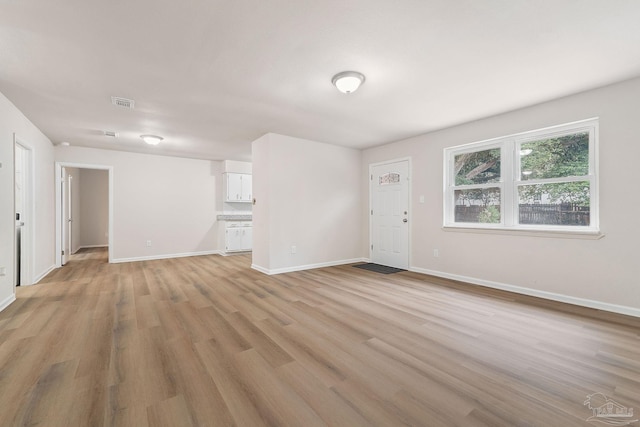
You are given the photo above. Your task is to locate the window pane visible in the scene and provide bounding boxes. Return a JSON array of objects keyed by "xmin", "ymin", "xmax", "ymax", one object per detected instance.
[
  {"xmin": 454, "ymin": 188, "xmax": 501, "ymax": 223},
  {"xmin": 518, "ymin": 182, "xmax": 590, "ymax": 226},
  {"xmin": 454, "ymin": 148, "xmax": 501, "ymax": 185},
  {"xmin": 520, "ymin": 132, "xmax": 589, "ymax": 180}
]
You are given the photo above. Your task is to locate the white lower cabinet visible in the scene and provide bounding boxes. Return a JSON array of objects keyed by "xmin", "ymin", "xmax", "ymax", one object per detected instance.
[{"xmin": 225, "ymin": 223, "xmax": 252, "ymax": 252}]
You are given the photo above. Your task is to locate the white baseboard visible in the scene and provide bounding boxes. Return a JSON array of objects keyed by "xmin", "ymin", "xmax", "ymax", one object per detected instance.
[
  {"xmin": 33, "ymin": 264, "xmax": 56, "ymax": 284},
  {"xmin": 220, "ymin": 250, "xmax": 252, "ymax": 257},
  {"xmin": 0, "ymin": 293, "xmax": 16, "ymax": 312},
  {"xmin": 112, "ymin": 250, "xmax": 222, "ymax": 264},
  {"xmin": 18, "ymin": 264, "xmax": 57, "ymax": 287},
  {"xmin": 410, "ymin": 266, "xmax": 640, "ymax": 318},
  {"xmin": 251, "ymin": 263, "xmax": 271, "ymax": 275},
  {"xmin": 252, "ymin": 258, "xmax": 368, "ymax": 275}
]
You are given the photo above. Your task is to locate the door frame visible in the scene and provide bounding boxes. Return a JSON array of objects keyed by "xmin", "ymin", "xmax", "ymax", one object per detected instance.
[
  {"xmin": 14, "ymin": 135, "xmax": 34, "ymax": 287},
  {"xmin": 368, "ymin": 157, "xmax": 412, "ymax": 268},
  {"xmin": 55, "ymin": 162, "xmax": 114, "ymax": 266}
]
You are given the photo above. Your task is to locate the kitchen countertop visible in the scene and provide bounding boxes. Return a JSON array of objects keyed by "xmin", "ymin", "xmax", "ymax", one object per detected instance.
[{"xmin": 217, "ymin": 214, "xmax": 252, "ymax": 221}]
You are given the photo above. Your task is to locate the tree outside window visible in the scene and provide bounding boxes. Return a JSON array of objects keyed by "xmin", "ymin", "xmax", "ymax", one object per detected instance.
[{"xmin": 445, "ymin": 119, "xmax": 597, "ymax": 231}]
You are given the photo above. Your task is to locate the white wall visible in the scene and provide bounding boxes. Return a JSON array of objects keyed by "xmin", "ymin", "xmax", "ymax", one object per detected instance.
[
  {"xmin": 362, "ymin": 76, "xmax": 640, "ymax": 315},
  {"xmin": 252, "ymin": 133, "xmax": 363, "ymax": 274},
  {"xmin": 251, "ymin": 135, "xmax": 271, "ymax": 270},
  {"xmin": 55, "ymin": 146, "xmax": 222, "ymax": 262},
  {"xmin": 0, "ymin": 91, "xmax": 55, "ymax": 310},
  {"xmin": 223, "ymin": 160, "xmax": 252, "ymax": 174},
  {"xmin": 79, "ymin": 169, "xmax": 108, "ymax": 249}
]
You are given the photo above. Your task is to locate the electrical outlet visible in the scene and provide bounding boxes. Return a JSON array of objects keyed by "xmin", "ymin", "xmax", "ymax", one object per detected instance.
[
  {"xmin": 433, "ymin": 249, "xmax": 439, "ymax": 257},
  {"xmin": 146, "ymin": 240, "xmax": 152, "ymax": 247},
  {"xmin": 0, "ymin": 267, "xmax": 6, "ymax": 276},
  {"xmin": 291, "ymin": 245, "xmax": 297, "ymax": 254}
]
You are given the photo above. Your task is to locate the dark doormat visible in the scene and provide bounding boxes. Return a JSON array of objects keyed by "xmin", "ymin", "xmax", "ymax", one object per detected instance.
[{"xmin": 353, "ymin": 263, "xmax": 406, "ymax": 274}]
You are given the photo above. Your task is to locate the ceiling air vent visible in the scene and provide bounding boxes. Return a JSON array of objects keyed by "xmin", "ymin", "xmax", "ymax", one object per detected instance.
[
  {"xmin": 111, "ymin": 96, "xmax": 135, "ymax": 109},
  {"xmin": 104, "ymin": 130, "xmax": 118, "ymax": 138}
]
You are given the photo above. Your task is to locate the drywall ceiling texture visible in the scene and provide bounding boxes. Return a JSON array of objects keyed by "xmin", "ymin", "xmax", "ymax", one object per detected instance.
[
  {"xmin": 362, "ymin": 76, "xmax": 640, "ymax": 314},
  {"xmin": 2, "ymin": 1, "xmax": 640, "ymax": 160}
]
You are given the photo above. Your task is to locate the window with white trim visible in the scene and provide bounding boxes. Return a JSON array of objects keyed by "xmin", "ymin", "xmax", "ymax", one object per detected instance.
[{"xmin": 444, "ymin": 119, "xmax": 598, "ymax": 232}]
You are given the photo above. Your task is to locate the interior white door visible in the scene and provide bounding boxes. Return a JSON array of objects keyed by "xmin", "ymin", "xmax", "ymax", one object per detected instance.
[
  {"xmin": 14, "ymin": 141, "xmax": 33, "ymax": 287},
  {"xmin": 370, "ymin": 160, "xmax": 409, "ymax": 269},
  {"xmin": 15, "ymin": 143, "xmax": 25, "ymax": 286},
  {"xmin": 61, "ymin": 168, "xmax": 70, "ymax": 265},
  {"xmin": 67, "ymin": 175, "xmax": 73, "ymax": 256}
]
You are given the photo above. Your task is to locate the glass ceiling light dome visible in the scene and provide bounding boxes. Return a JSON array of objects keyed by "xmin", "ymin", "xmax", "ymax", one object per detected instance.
[
  {"xmin": 140, "ymin": 134, "xmax": 163, "ymax": 145},
  {"xmin": 331, "ymin": 71, "xmax": 365, "ymax": 94}
]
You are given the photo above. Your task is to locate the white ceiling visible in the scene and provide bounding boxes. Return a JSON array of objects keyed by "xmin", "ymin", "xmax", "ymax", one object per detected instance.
[{"xmin": 2, "ymin": 1, "xmax": 640, "ymax": 161}]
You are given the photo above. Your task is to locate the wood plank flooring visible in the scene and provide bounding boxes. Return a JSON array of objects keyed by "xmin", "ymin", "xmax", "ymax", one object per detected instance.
[{"xmin": 1, "ymin": 248, "xmax": 639, "ymax": 426}]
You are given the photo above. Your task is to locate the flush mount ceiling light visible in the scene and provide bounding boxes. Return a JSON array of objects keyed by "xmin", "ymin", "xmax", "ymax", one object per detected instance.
[
  {"xmin": 140, "ymin": 134, "xmax": 163, "ymax": 145},
  {"xmin": 331, "ymin": 71, "xmax": 365, "ymax": 93}
]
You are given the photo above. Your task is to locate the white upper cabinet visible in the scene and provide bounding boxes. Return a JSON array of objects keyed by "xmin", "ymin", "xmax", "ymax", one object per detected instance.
[
  {"xmin": 240, "ymin": 174, "xmax": 252, "ymax": 202},
  {"xmin": 225, "ymin": 173, "xmax": 252, "ymax": 202}
]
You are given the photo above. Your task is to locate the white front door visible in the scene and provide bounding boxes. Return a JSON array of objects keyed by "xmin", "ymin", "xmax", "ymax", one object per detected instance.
[{"xmin": 370, "ymin": 160, "xmax": 410, "ymax": 269}]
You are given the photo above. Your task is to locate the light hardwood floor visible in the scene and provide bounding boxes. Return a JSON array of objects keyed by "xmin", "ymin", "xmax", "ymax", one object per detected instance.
[{"xmin": 1, "ymin": 248, "xmax": 639, "ymax": 426}]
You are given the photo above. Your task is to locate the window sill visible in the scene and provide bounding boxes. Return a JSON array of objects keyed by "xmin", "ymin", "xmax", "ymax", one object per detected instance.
[{"xmin": 442, "ymin": 225, "xmax": 604, "ymax": 240}]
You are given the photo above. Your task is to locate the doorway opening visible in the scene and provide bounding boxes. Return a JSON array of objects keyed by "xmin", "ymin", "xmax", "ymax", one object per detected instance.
[{"xmin": 55, "ymin": 163, "xmax": 113, "ymax": 267}]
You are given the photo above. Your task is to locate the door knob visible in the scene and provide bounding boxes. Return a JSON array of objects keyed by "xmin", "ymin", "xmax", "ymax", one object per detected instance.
[{"xmin": 403, "ymin": 218, "xmax": 408, "ymax": 223}]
